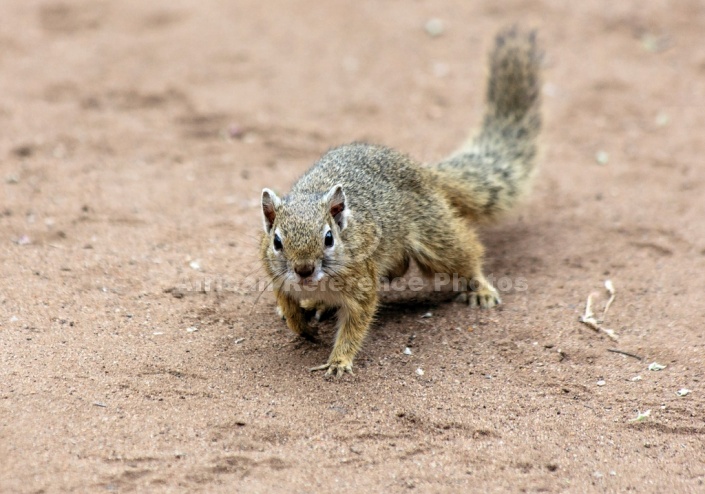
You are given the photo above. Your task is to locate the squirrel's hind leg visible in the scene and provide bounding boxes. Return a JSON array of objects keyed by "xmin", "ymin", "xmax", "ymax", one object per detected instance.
[{"xmin": 411, "ymin": 219, "xmax": 500, "ymax": 309}]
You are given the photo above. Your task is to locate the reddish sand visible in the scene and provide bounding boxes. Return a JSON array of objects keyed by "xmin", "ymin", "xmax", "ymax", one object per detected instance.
[{"xmin": 1, "ymin": 1, "xmax": 704, "ymax": 492}]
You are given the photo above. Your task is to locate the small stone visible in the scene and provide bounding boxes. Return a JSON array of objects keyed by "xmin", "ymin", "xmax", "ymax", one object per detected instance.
[
  {"xmin": 596, "ymin": 380, "xmax": 606, "ymax": 386},
  {"xmin": 403, "ymin": 347, "xmax": 412, "ymax": 355},
  {"xmin": 595, "ymin": 151, "xmax": 609, "ymax": 165},
  {"xmin": 421, "ymin": 312, "xmax": 433, "ymax": 318},
  {"xmin": 424, "ymin": 18, "xmax": 445, "ymax": 38},
  {"xmin": 186, "ymin": 326, "xmax": 199, "ymax": 333},
  {"xmin": 641, "ymin": 33, "xmax": 669, "ymax": 53},
  {"xmin": 655, "ymin": 113, "xmax": 669, "ymax": 127},
  {"xmin": 13, "ymin": 235, "xmax": 31, "ymax": 245},
  {"xmin": 415, "ymin": 368, "xmax": 424, "ymax": 376},
  {"xmin": 189, "ymin": 260, "xmax": 201, "ymax": 271},
  {"xmin": 676, "ymin": 388, "xmax": 691, "ymax": 397},
  {"xmin": 629, "ymin": 409, "xmax": 651, "ymax": 422},
  {"xmin": 648, "ymin": 362, "xmax": 666, "ymax": 371}
]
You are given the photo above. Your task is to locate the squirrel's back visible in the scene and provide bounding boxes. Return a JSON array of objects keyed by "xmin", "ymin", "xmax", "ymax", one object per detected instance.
[{"xmin": 294, "ymin": 27, "xmax": 541, "ymax": 227}]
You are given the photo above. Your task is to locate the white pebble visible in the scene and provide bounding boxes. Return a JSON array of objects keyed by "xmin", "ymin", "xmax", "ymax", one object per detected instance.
[
  {"xmin": 595, "ymin": 151, "xmax": 609, "ymax": 165},
  {"xmin": 186, "ymin": 326, "xmax": 199, "ymax": 333},
  {"xmin": 424, "ymin": 18, "xmax": 445, "ymax": 37},
  {"xmin": 403, "ymin": 347, "xmax": 412, "ymax": 355},
  {"xmin": 596, "ymin": 380, "xmax": 606, "ymax": 386},
  {"xmin": 629, "ymin": 409, "xmax": 651, "ymax": 422},
  {"xmin": 415, "ymin": 368, "xmax": 424, "ymax": 376},
  {"xmin": 655, "ymin": 113, "xmax": 669, "ymax": 127}
]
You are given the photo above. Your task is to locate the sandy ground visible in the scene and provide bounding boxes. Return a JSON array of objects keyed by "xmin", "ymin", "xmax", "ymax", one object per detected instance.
[{"xmin": 2, "ymin": 0, "xmax": 705, "ymax": 492}]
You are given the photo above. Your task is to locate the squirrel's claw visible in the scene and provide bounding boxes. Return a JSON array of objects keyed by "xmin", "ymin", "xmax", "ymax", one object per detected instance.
[
  {"xmin": 471, "ymin": 291, "xmax": 501, "ymax": 309},
  {"xmin": 310, "ymin": 362, "xmax": 354, "ymax": 378},
  {"xmin": 457, "ymin": 287, "xmax": 501, "ymax": 309}
]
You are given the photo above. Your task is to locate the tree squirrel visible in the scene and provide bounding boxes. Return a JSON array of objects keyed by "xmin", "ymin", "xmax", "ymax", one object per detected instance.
[{"xmin": 260, "ymin": 28, "xmax": 541, "ymax": 377}]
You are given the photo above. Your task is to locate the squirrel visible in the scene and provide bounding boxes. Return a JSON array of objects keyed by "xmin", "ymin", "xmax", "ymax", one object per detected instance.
[{"xmin": 259, "ymin": 27, "xmax": 542, "ymax": 377}]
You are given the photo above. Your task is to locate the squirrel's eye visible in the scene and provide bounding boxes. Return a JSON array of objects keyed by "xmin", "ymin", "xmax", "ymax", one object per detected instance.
[
  {"xmin": 324, "ymin": 230, "xmax": 334, "ymax": 248},
  {"xmin": 273, "ymin": 234, "xmax": 283, "ymax": 251}
]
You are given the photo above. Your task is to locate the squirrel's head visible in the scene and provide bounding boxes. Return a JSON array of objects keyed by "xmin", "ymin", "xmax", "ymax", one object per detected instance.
[{"xmin": 260, "ymin": 184, "xmax": 349, "ymax": 289}]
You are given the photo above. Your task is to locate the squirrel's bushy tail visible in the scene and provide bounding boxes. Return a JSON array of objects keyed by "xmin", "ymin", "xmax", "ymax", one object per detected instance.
[{"xmin": 434, "ymin": 27, "xmax": 542, "ymax": 221}]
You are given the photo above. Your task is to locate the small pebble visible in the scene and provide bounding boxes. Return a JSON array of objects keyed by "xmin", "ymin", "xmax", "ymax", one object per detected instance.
[
  {"xmin": 648, "ymin": 362, "xmax": 666, "ymax": 371},
  {"xmin": 641, "ymin": 33, "xmax": 668, "ymax": 53},
  {"xmin": 630, "ymin": 375, "xmax": 642, "ymax": 381},
  {"xmin": 415, "ymin": 368, "xmax": 424, "ymax": 376},
  {"xmin": 595, "ymin": 151, "xmax": 609, "ymax": 165},
  {"xmin": 655, "ymin": 113, "xmax": 669, "ymax": 127},
  {"xmin": 596, "ymin": 380, "xmax": 606, "ymax": 386},
  {"xmin": 186, "ymin": 326, "xmax": 199, "ymax": 333},
  {"xmin": 424, "ymin": 18, "xmax": 445, "ymax": 37},
  {"xmin": 14, "ymin": 235, "xmax": 31, "ymax": 246},
  {"xmin": 629, "ymin": 409, "xmax": 651, "ymax": 422},
  {"xmin": 189, "ymin": 260, "xmax": 201, "ymax": 271},
  {"xmin": 421, "ymin": 312, "xmax": 433, "ymax": 318},
  {"xmin": 403, "ymin": 347, "xmax": 412, "ymax": 355},
  {"xmin": 676, "ymin": 388, "xmax": 691, "ymax": 397}
]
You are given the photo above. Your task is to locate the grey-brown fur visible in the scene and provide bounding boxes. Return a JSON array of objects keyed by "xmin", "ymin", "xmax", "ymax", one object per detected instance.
[
  {"xmin": 435, "ymin": 27, "xmax": 541, "ymax": 220},
  {"xmin": 259, "ymin": 28, "xmax": 542, "ymax": 377}
]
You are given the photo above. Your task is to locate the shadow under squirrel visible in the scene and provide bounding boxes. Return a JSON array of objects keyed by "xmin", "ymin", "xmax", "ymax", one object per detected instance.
[{"xmin": 260, "ymin": 27, "xmax": 542, "ymax": 377}]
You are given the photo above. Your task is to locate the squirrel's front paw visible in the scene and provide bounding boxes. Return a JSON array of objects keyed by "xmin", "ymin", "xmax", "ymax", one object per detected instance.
[
  {"xmin": 456, "ymin": 285, "xmax": 501, "ymax": 309},
  {"xmin": 310, "ymin": 358, "xmax": 354, "ymax": 378}
]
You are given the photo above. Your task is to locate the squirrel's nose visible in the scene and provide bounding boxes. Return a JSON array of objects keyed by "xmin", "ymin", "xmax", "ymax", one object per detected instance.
[{"xmin": 295, "ymin": 264, "xmax": 315, "ymax": 279}]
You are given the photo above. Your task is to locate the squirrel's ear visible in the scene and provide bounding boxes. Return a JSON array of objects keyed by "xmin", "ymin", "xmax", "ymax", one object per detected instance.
[
  {"xmin": 325, "ymin": 184, "xmax": 349, "ymax": 231},
  {"xmin": 261, "ymin": 188, "xmax": 281, "ymax": 233}
]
